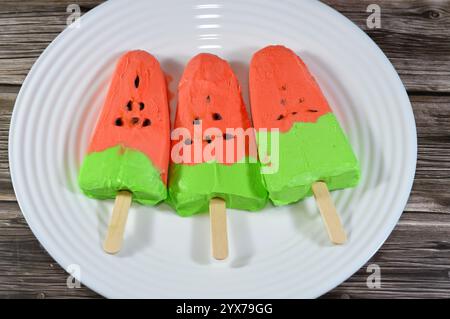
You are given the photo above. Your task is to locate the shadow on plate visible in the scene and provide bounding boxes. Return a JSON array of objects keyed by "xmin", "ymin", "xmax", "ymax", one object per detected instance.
[
  {"xmin": 229, "ymin": 212, "xmax": 255, "ymax": 268},
  {"xmin": 190, "ymin": 213, "xmax": 211, "ymax": 265}
]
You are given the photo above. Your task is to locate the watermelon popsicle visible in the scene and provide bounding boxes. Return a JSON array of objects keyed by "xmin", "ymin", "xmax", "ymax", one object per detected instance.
[
  {"xmin": 79, "ymin": 50, "xmax": 170, "ymax": 253},
  {"xmin": 249, "ymin": 45, "xmax": 360, "ymax": 243},
  {"xmin": 168, "ymin": 53, "xmax": 267, "ymax": 259}
]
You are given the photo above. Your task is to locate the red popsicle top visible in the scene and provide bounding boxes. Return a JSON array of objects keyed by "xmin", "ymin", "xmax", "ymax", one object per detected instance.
[
  {"xmin": 88, "ymin": 50, "xmax": 170, "ymax": 183},
  {"xmin": 172, "ymin": 53, "xmax": 255, "ymax": 164},
  {"xmin": 249, "ymin": 45, "xmax": 331, "ymax": 132}
]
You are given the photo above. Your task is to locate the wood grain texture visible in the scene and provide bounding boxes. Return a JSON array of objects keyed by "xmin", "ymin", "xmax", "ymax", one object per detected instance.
[
  {"xmin": 324, "ymin": 212, "xmax": 450, "ymax": 299},
  {"xmin": 0, "ymin": 0, "xmax": 449, "ymax": 299},
  {"xmin": 1, "ymin": 0, "xmax": 449, "ymax": 91},
  {"xmin": 321, "ymin": 0, "xmax": 450, "ymax": 93}
]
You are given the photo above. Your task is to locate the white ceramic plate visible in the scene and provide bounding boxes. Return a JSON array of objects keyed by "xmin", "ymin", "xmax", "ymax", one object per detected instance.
[{"xmin": 9, "ymin": 0, "xmax": 416, "ymax": 298}]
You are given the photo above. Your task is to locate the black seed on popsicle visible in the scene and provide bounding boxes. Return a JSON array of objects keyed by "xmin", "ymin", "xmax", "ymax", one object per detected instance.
[
  {"xmin": 223, "ymin": 133, "xmax": 234, "ymax": 140},
  {"xmin": 307, "ymin": 109, "xmax": 318, "ymax": 113},
  {"xmin": 115, "ymin": 118, "xmax": 123, "ymax": 126},
  {"xmin": 140, "ymin": 102, "xmax": 145, "ymax": 110},
  {"xmin": 193, "ymin": 117, "xmax": 201, "ymax": 125},
  {"xmin": 212, "ymin": 113, "xmax": 222, "ymax": 120},
  {"xmin": 281, "ymin": 85, "xmax": 287, "ymax": 91},
  {"xmin": 280, "ymin": 99, "xmax": 286, "ymax": 106},
  {"xmin": 131, "ymin": 117, "xmax": 140, "ymax": 125},
  {"xmin": 277, "ymin": 114, "xmax": 284, "ymax": 120},
  {"xmin": 298, "ymin": 98, "xmax": 305, "ymax": 103},
  {"xmin": 292, "ymin": 112, "xmax": 298, "ymax": 115},
  {"xmin": 126, "ymin": 101, "xmax": 133, "ymax": 111},
  {"xmin": 135, "ymin": 76, "xmax": 140, "ymax": 88},
  {"xmin": 142, "ymin": 119, "xmax": 151, "ymax": 127},
  {"xmin": 206, "ymin": 95, "xmax": 211, "ymax": 103},
  {"xmin": 184, "ymin": 138, "xmax": 192, "ymax": 145}
]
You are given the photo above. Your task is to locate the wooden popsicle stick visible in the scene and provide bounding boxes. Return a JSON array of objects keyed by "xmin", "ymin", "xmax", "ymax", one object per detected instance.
[
  {"xmin": 312, "ymin": 181, "xmax": 347, "ymax": 245},
  {"xmin": 209, "ymin": 198, "xmax": 229, "ymax": 260},
  {"xmin": 103, "ymin": 190, "xmax": 133, "ymax": 254}
]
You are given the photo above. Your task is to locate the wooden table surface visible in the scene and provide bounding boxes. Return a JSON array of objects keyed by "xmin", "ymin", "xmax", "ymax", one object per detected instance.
[{"xmin": 0, "ymin": 0, "xmax": 449, "ymax": 299}]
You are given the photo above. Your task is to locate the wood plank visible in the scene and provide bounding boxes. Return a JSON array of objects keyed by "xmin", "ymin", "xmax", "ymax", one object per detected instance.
[
  {"xmin": 0, "ymin": 87, "xmax": 15, "ymax": 201},
  {"xmin": 0, "ymin": 88, "xmax": 15, "ymax": 201},
  {"xmin": 406, "ymin": 95, "xmax": 450, "ymax": 215},
  {"xmin": 0, "ymin": 201, "xmax": 101, "ymax": 298},
  {"xmin": 323, "ymin": 213, "xmax": 450, "ymax": 299},
  {"xmin": 1, "ymin": 199, "xmax": 449, "ymax": 298},
  {"xmin": 0, "ymin": 0, "xmax": 449, "ymax": 91},
  {"xmin": 321, "ymin": 0, "xmax": 450, "ymax": 93},
  {"xmin": 0, "ymin": 1, "xmax": 103, "ymax": 85}
]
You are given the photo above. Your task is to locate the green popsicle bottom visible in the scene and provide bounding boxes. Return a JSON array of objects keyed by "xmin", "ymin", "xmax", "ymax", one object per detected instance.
[
  {"xmin": 78, "ymin": 145, "xmax": 166, "ymax": 205},
  {"xmin": 257, "ymin": 113, "xmax": 360, "ymax": 206},
  {"xmin": 167, "ymin": 159, "xmax": 268, "ymax": 217}
]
